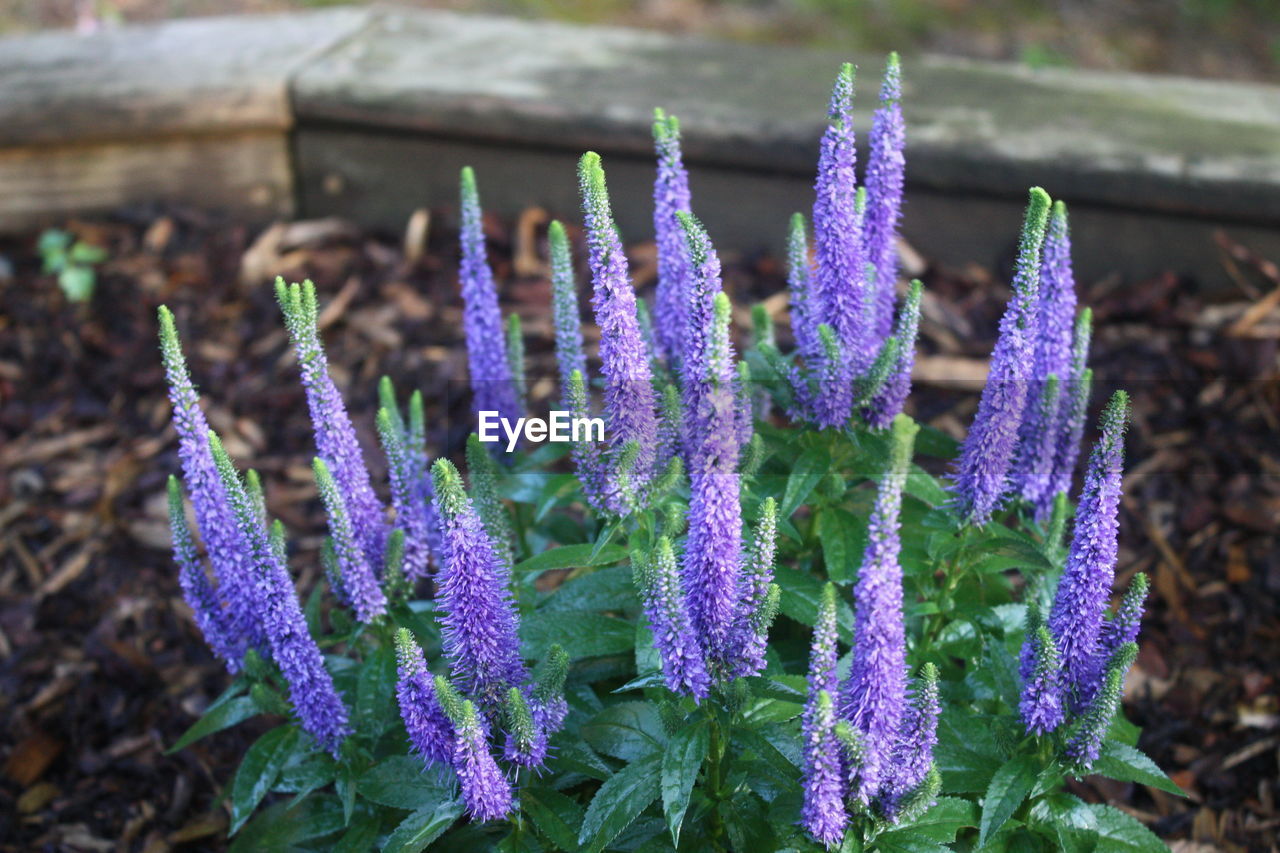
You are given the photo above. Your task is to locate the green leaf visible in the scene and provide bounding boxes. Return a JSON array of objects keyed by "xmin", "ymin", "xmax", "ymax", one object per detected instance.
[
  {"xmin": 905, "ymin": 466, "xmax": 951, "ymax": 508},
  {"xmin": 357, "ymin": 755, "xmax": 453, "ymax": 811},
  {"xmin": 547, "ymin": 734, "xmax": 612, "ymax": 781},
  {"xmin": 168, "ymin": 694, "xmax": 257, "ymax": 753},
  {"xmin": 229, "ymin": 726, "xmax": 303, "ymax": 835},
  {"xmin": 523, "ymin": 786, "xmax": 585, "ymax": 851},
  {"xmin": 781, "ymin": 447, "xmax": 830, "ymax": 518},
  {"xmin": 541, "ymin": 565, "xmax": 638, "ymax": 612},
  {"xmin": 383, "ymin": 799, "xmax": 465, "ymax": 853},
  {"xmin": 1093, "ymin": 742, "xmax": 1186, "ymax": 796},
  {"xmin": 775, "ymin": 569, "xmax": 854, "ymax": 641},
  {"xmin": 58, "ymin": 266, "xmax": 96, "ymax": 302},
  {"xmin": 332, "ymin": 812, "xmax": 382, "ymax": 853},
  {"xmin": 817, "ymin": 507, "xmax": 866, "ymax": 584},
  {"xmin": 356, "ymin": 645, "xmax": 397, "ymax": 738},
  {"xmin": 577, "ymin": 754, "xmax": 662, "ymax": 852},
  {"xmin": 1087, "ymin": 804, "xmax": 1167, "ymax": 853},
  {"xmin": 661, "ymin": 720, "xmax": 708, "ymax": 846},
  {"xmin": 514, "ymin": 542, "xmax": 628, "ymax": 574},
  {"xmin": 521, "ymin": 610, "xmax": 633, "ymax": 659},
  {"xmin": 1028, "ymin": 793, "xmax": 1099, "ymax": 853},
  {"xmin": 581, "ymin": 701, "xmax": 667, "ymax": 762},
  {"xmin": 879, "ymin": 796, "xmax": 977, "ymax": 845},
  {"xmin": 978, "ymin": 755, "xmax": 1039, "ymax": 847},
  {"xmin": 227, "ymin": 794, "xmax": 346, "ymax": 852}
]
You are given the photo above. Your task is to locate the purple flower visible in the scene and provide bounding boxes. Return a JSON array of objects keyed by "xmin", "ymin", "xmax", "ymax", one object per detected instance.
[
  {"xmin": 728, "ymin": 497, "xmax": 779, "ymax": 677},
  {"xmin": 530, "ymin": 644, "xmax": 570, "ymax": 733},
  {"xmin": 953, "ymin": 188, "xmax": 1051, "ymax": 524},
  {"xmin": 1016, "ymin": 374, "xmax": 1063, "ymax": 519},
  {"xmin": 276, "ymin": 280, "xmax": 387, "ymax": 568},
  {"xmin": 1065, "ymin": 642, "xmax": 1137, "ymax": 771},
  {"xmin": 1046, "ymin": 309, "xmax": 1094, "ymax": 511},
  {"xmin": 652, "ymin": 110, "xmax": 693, "ymax": 365},
  {"xmin": 312, "ymin": 457, "xmax": 387, "ymax": 623},
  {"xmin": 459, "ymin": 167, "xmax": 522, "ymax": 427},
  {"xmin": 395, "ymin": 628, "xmax": 453, "ymax": 767},
  {"xmin": 863, "ymin": 279, "xmax": 922, "ymax": 429},
  {"xmin": 375, "ymin": 403, "xmax": 434, "ymax": 582},
  {"xmin": 1019, "ymin": 617, "xmax": 1065, "ymax": 735},
  {"xmin": 641, "ymin": 538, "xmax": 710, "ymax": 699},
  {"xmin": 566, "ymin": 368, "xmax": 607, "ymax": 510},
  {"xmin": 209, "ymin": 431, "xmax": 350, "ymax": 755},
  {"xmin": 812, "ymin": 64, "xmax": 872, "ymax": 378},
  {"xmin": 676, "ymin": 212, "xmax": 725, "ymax": 459},
  {"xmin": 864, "ymin": 53, "xmax": 906, "ymax": 341},
  {"xmin": 548, "ymin": 220, "xmax": 588, "ymax": 398},
  {"xmin": 843, "ymin": 413, "xmax": 917, "ymax": 802},
  {"xmin": 1082, "ymin": 571, "xmax": 1149, "ymax": 708},
  {"xmin": 786, "ymin": 213, "xmax": 820, "ymax": 365},
  {"xmin": 451, "ymin": 698, "xmax": 514, "ymax": 821},
  {"xmin": 580, "ymin": 152, "xmax": 661, "ymax": 511},
  {"xmin": 801, "ymin": 689, "xmax": 849, "ymax": 848},
  {"xmin": 807, "ymin": 583, "xmax": 841, "ymax": 710},
  {"xmin": 167, "ymin": 476, "xmax": 239, "ymax": 669},
  {"xmin": 879, "ymin": 663, "xmax": 941, "ymax": 821},
  {"xmin": 1048, "ymin": 391, "xmax": 1128, "ymax": 711},
  {"xmin": 431, "ymin": 458, "xmax": 527, "ymax": 706},
  {"xmin": 158, "ymin": 306, "xmax": 260, "ymax": 658},
  {"xmin": 681, "ymin": 292, "xmax": 746, "ymax": 673}
]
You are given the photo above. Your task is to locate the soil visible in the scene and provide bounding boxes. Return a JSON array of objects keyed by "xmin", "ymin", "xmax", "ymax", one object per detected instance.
[{"xmin": 0, "ymin": 204, "xmax": 1277, "ymax": 851}]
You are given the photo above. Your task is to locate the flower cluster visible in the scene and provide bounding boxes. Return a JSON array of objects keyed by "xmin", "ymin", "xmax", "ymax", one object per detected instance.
[
  {"xmin": 785, "ymin": 58, "xmax": 918, "ymax": 431},
  {"xmin": 1019, "ymin": 391, "xmax": 1147, "ymax": 770},
  {"xmin": 801, "ymin": 415, "xmax": 941, "ymax": 845}
]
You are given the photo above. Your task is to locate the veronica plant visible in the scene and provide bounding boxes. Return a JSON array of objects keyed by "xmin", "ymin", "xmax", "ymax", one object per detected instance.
[{"xmin": 163, "ymin": 52, "xmax": 1177, "ymax": 853}]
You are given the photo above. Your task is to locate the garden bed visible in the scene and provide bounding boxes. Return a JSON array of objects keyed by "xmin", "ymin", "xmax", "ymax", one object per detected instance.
[{"xmin": 0, "ymin": 206, "xmax": 1276, "ymax": 849}]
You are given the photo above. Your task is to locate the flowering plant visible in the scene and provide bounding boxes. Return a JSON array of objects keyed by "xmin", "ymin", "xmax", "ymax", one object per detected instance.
[{"xmin": 159, "ymin": 54, "xmax": 1178, "ymax": 852}]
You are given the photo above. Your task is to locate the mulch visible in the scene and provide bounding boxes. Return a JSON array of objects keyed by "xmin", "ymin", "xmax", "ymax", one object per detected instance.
[{"xmin": 0, "ymin": 204, "xmax": 1276, "ymax": 851}]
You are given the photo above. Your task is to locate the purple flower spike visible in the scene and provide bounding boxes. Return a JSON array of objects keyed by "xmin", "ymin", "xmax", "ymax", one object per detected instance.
[
  {"xmin": 1016, "ymin": 374, "xmax": 1063, "ymax": 516},
  {"xmin": 452, "ymin": 698, "xmax": 514, "ymax": 821},
  {"xmin": 652, "ymin": 110, "xmax": 693, "ymax": 365},
  {"xmin": 682, "ymin": 292, "xmax": 746, "ymax": 673},
  {"xmin": 843, "ymin": 413, "xmax": 917, "ymax": 802},
  {"xmin": 801, "ymin": 689, "xmax": 849, "ymax": 848},
  {"xmin": 458, "ymin": 167, "xmax": 523, "ymax": 427},
  {"xmin": 1045, "ymin": 309, "xmax": 1094, "ymax": 513},
  {"xmin": 167, "ymin": 476, "xmax": 239, "ymax": 670},
  {"xmin": 580, "ymin": 152, "xmax": 661, "ymax": 510},
  {"xmin": 548, "ymin": 220, "xmax": 588, "ymax": 399},
  {"xmin": 863, "ymin": 279, "xmax": 922, "ymax": 430},
  {"xmin": 375, "ymin": 403, "xmax": 433, "ymax": 582},
  {"xmin": 1019, "ymin": 619, "xmax": 1065, "ymax": 736},
  {"xmin": 158, "ymin": 307, "xmax": 260, "ymax": 657},
  {"xmin": 729, "ymin": 496, "xmax": 779, "ymax": 677},
  {"xmin": 209, "ymin": 431, "xmax": 349, "ymax": 755},
  {"xmin": 1048, "ymin": 391, "xmax": 1128, "ymax": 711},
  {"xmin": 807, "ymin": 583, "xmax": 841, "ymax": 709},
  {"xmin": 879, "ymin": 663, "xmax": 941, "ymax": 821},
  {"xmin": 785, "ymin": 212, "xmax": 822, "ymax": 370},
  {"xmin": 812, "ymin": 63, "xmax": 872, "ymax": 376},
  {"xmin": 530, "ymin": 644, "xmax": 570, "ymax": 733},
  {"xmin": 431, "ymin": 458, "xmax": 527, "ymax": 706},
  {"xmin": 313, "ymin": 457, "xmax": 387, "ymax": 623},
  {"xmin": 864, "ymin": 53, "xmax": 906, "ymax": 340},
  {"xmin": 501, "ymin": 687, "xmax": 549, "ymax": 769},
  {"xmin": 642, "ymin": 538, "xmax": 710, "ymax": 699},
  {"xmin": 676, "ymin": 212, "xmax": 726, "ymax": 459},
  {"xmin": 395, "ymin": 628, "xmax": 454, "ymax": 767},
  {"xmin": 953, "ymin": 188, "xmax": 1051, "ymax": 525},
  {"xmin": 276, "ymin": 280, "xmax": 387, "ymax": 568}
]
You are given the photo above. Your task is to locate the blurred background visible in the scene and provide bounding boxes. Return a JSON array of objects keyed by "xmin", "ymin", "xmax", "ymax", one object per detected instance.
[{"xmin": 2, "ymin": 0, "xmax": 1279, "ymax": 80}]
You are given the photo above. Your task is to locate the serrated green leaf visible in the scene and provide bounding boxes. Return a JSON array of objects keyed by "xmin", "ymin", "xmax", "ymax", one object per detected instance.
[
  {"xmin": 817, "ymin": 507, "xmax": 866, "ymax": 584},
  {"xmin": 781, "ymin": 447, "xmax": 830, "ymax": 518},
  {"xmin": 168, "ymin": 694, "xmax": 257, "ymax": 753},
  {"xmin": 521, "ymin": 610, "xmax": 634, "ymax": 660},
  {"xmin": 229, "ymin": 726, "xmax": 303, "ymax": 834},
  {"xmin": 577, "ymin": 754, "xmax": 662, "ymax": 852},
  {"xmin": 514, "ymin": 542, "xmax": 628, "ymax": 574},
  {"xmin": 1093, "ymin": 742, "xmax": 1185, "ymax": 796},
  {"xmin": 332, "ymin": 812, "xmax": 381, "ymax": 853},
  {"xmin": 547, "ymin": 734, "xmax": 612, "ymax": 781},
  {"xmin": 1088, "ymin": 804, "xmax": 1167, "ymax": 853},
  {"xmin": 775, "ymin": 569, "xmax": 854, "ymax": 642},
  {"xmin": 661, "ymin": 720, "xmax": 707, "ymax": 846},
  {"xmin": 1028, "ymin": 793, "xmax": 1099, "ymax": 853},
  {"xmin": 978, "ymin": 755, "xmax": 1039, "ymax": 847},
  {"xmin": 541, "ymin": 565, "xmax": 639, "ymax": 612},
  {"xmin": 383, "ymin": 799, "xmax": 464, "ymax": 853},
  {"xmin": 357, "ymin": 755, "xmax": 453, "ymax": 811},
  {"xmin": 523, "ymin": 786, "xmax": 585, "ymax": 851},
  {"xmin": 357, "ymin": 645, "xmax": 397, "ymax": 738},
  {"xmin": 227, "ymin": 793, "xmax": 346, "ymax": 852},
  {"xmin": 883, "ymin": 796, "xmax": 977, "ymax": 844},
  {"xmin": 581, "ymin": 701, "xmax": 667, "ymax": 762}
]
